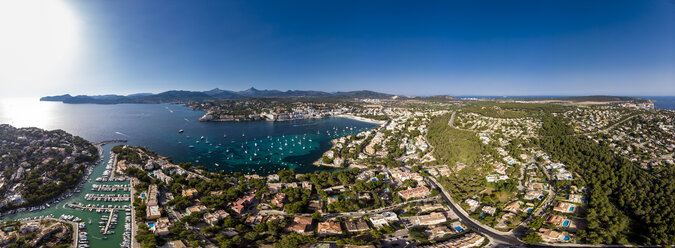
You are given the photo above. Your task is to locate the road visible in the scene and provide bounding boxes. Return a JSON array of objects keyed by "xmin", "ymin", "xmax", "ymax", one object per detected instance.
[
  {"xmin": 447, "ymin": 111, "xmax": 457, "ymax": 127},
  {"xmin": 323, "ymin": 196, "xmax": 440, "ymax": 219},
  {"xmin": 426, "ymin": 176, "xmax": 523, "ymax": 246},
  {"xmin": 129, "ymin": 178, "xmax": 140, "ymax": 248},
  {"xmin": 589, "ymin": 114, "xmax": 637, "ymax": 135}
]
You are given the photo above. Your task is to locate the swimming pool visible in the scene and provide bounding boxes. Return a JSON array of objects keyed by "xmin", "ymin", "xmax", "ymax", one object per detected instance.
[
  {"xmin": 141, "ymin": 193, "xmax": 146, "ymax": 198},
  {"xmin": 147, "ymin": 222, "xmax": 155, "ymax": 228},
  {"xmin": 455, "ymin": 227, "xmax": 464, "ymax": 232},
  {"xmin": 563, "ymin": 236, "xmax": 570, "ymax": 241},
  {"xmin": 562, "ymin": 220, "xmax": 570, "ymax": 227},
  {"xmin": 569, "ymin": 206, "xmax": 575, "ymax": 212}
]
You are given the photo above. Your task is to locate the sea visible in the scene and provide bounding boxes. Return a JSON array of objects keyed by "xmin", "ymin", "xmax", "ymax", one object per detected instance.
[
  {"xmin": 640, "ymin": 96, "xmax": 675, "ymax": 110},
  {"xmin": 0, "ymin": 98, "xmax": 378, "ymax": 175},
  {"xmin": 0, "ymin": 98, "xmax": 379, "ymax": 247}
]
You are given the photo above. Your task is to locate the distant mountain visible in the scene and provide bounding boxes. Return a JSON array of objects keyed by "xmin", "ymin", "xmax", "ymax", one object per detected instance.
[
  {"xmin": 203, "ymin": 88, "xmax": 234, "ymax": 96},
  {"xmin": 39, "ymin": 94, "xmax": 72, "ymax": 101},
  {"xmin": 40, "ymin": 88, "xmax": 401, "ymax": 104},
  {"xmin": 334, "ymin": 90, "xmax": 397, "ymax": 99},
  {"xmin": 127, "ymin": 93, "xmax": 154, "ymax": 97}
]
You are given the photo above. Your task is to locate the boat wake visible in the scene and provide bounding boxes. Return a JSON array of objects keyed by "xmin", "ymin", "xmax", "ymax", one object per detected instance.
[
  {"xmin": 115, "ymin": 131, "xmax": 129, "ymax": 137},
  {"xmin": 165, "ymin": 107, "xmax": 174, "ymax": 113}
]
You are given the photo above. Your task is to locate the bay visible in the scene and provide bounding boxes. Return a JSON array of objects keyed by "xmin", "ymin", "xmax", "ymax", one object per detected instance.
[{"xmin": 0, "ymin": 98, "xmax": 378, "ymax": 175}]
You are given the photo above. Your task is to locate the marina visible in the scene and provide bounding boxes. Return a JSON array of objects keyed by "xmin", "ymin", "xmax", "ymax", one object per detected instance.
[
  {"xmin": 2, "ymin": 145, "xmax": 132, "ymax": 248},
  {"xmin": 0, "ymin": 101, "xmax": 378, "ymax": 247},
  {"xmin": 0, "ymin": 100, "xmax": 378, "ymax": 176}
]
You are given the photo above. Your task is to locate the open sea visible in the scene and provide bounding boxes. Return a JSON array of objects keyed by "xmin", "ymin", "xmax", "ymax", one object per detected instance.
[
  {"xmin": 0, "ymin": 98, "xmax": 378, "ymax": 175},
  {"xmin": 641, "ymin": 96, "xmax": 675, "ymax": 110}
]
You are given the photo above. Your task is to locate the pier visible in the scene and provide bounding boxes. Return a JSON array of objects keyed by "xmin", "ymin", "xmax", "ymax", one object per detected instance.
[
  {"xmin": 103, "ymin": 210, "xmax": 115, "ymax": 234},
  {"xmin": 67, "ymin": 202, "xmax": 129, "ymax": 212},
  {"xmin": 94, "ymin": 139, "xmax": 128, "ymax": 146}
]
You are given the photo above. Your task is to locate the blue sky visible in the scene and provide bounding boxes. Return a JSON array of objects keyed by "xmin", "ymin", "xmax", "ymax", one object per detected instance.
[{"xmin": 4, "ymin": 0, "xmax": 674, "ymax": 96}]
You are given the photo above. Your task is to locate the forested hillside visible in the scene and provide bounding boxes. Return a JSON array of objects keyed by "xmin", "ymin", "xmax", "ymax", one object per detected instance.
[{"xmin": 538, "ymin": 115, "xmax": 673, "ymax": 245}]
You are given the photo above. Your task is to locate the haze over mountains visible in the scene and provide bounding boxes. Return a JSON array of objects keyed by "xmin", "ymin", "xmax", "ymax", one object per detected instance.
[
  {"xmin": 41, "ymin": 87, "xmax": 654, "ymax": 105},
  {"xmin": 40, "ymin": 87, "xmax": 402, "ymax": 104}
]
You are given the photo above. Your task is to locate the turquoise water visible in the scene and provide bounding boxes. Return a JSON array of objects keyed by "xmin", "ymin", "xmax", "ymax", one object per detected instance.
[
  {"xmin": 4, "ymin": 144, "xmax": 128, "ymax": 248},
  {"xmin": 562, "ymin": 220, "xmax": 570, "ymax": 227},
  {"xmin": 0, "ymin": 98, "xmax": 378, "ymax": 175}
]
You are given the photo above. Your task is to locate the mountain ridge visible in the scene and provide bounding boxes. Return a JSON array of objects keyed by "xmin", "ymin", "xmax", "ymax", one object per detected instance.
[{"xmin": 40, "ymin": 88, "xmax": 401, "ymax": 104}]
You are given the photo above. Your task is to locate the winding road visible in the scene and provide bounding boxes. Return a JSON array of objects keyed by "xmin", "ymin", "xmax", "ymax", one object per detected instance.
[{"xmin": 425, "ymin": 176, "xmax": 524, "ymax": 246}]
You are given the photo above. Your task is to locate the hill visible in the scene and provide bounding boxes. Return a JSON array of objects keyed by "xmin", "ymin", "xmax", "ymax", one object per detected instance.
[
  {"xmin": 40, "ymin": 88, "xmax": 401, "ymax": 104},
  {"xmin": 0, "ymin": 124, "xmax": 99, "ymax": 211}
]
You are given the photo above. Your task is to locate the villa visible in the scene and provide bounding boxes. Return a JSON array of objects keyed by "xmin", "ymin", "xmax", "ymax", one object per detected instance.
[
  {"xmin": 204, "ymin": 210, "xmax": 229, "ymax": 226},
  {"xmin": 568, "ymin": 194, "xmax": 583, "ymax": 204},
  {"xmin": 552, "ymin": 201, "xmax": 577, "ymax": 214},
  {"xmin": 317, "ymin": 221, "xmax": 342, "ymax": 235},
  {"xmin": 414, "ymin": 212, "xmax": 447, "ymax": 226},
  {"xmin": 464, "ymin": 198, "xmax": 480, "ymax": 211},
  {"xmin": 428, "ymin": 226, "xmax": 454, "ymax": 240},
  {"xmin": 481, "ymin": 206, "xmax": 496, "ymax": 215},
  {"xmin": 271, "ymin": 193, "xmax": 286, "ymax": 208},
  {"xmin": 267, "ymin": 182, "xmax": 283, "ymax": 192},
  {"xmin": 185, "ymin": 205, "xmax": 207, "ymax": 215},
  {"xmin": 419, "ymin": 203, "xmax": 444, "ymax": 212},
  {"xmin": 398, "ymin": 186, "xmax": 430, "ymax": 200},
  {"xmin": 539, "ymin": 228, "xmax": 570, "ymax": 242},
  {"xmin": 286, "ymin": 216, "xmax": 313, "ymax": 234},
  {"xmin": 370, "ymin": 211, "xmax": 399, "ymax": 227},
  {"xmin": 485, "ymin": 174, "xmax": 509, "ymax": 182},
  {"xmin": 181, "ymin": 188, "xmax": 198, "ymax": 198},
  {"xmin": 524, "ymin": 190, "xmax": 543, "ymax": 200},
  {"xmin": 546, "ymin": 214, "xmax": 571, "ymax": 228},
  {"xmin": 153, "ymin": 217, "xmax": 172, "ymax": 236},
  {"xmin": 504, "ymin": 201, "xmax": 522, "ymax": 213},
  {"xmin": 345, "ymin": 219, "xmax": 369, "ymax": 233}
]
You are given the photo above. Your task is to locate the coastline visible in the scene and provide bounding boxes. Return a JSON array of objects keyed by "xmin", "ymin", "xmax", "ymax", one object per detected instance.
[
  {"xmin": 0, "ymin": 144, "xmax": 103, "ymax": 218},
  {"xmin": 334, "ymin": 114, "xmax": 387, "ymax": 125}
]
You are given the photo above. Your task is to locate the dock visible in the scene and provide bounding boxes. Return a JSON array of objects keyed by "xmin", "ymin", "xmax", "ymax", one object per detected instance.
[
  {"xmin": 103, "ymin": 210, "xmax": 115, "ymax": 234},
  {"xmin": 67, "ymin": 202, "xmax": 129, "ymax": 212},
  {"xmin": 94, "ymin": 139, "xmax": 128, "ymax": 146}
]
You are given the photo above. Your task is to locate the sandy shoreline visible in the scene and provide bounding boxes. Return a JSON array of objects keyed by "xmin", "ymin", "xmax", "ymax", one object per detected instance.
[{"xmin": 335, "ymin": 114, "xmax": 387, "ymax": 125}]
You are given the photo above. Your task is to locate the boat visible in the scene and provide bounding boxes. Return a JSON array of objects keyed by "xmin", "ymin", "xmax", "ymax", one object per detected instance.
[
  {"xmin": 223, "ymin": 133, "xmax": 227, "ymax": 138},
  {"xmin": 189, "ymin": 145, "xmax": 195, "ymax": 149},
  {"xmin": 178, "ymin": 129, "xmax": 184, "ymax": 133}
]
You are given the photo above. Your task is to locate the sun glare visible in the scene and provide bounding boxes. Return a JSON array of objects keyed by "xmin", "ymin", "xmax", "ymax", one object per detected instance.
[{"xmin": 0, "ymin": 0, "xmax": 81, "ymax": 87}]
